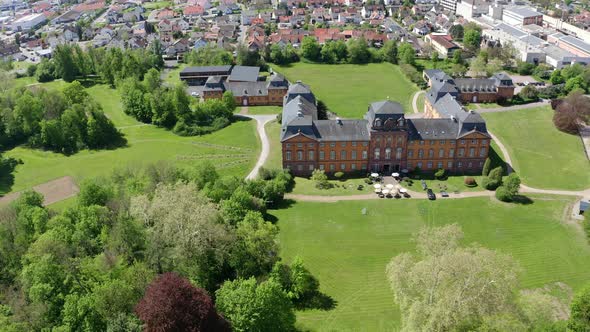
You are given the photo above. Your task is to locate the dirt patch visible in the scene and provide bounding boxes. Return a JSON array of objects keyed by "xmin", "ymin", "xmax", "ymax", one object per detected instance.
[{"xmin": 0, "ymin": 176, "xmax": 79, "ymax": 206}]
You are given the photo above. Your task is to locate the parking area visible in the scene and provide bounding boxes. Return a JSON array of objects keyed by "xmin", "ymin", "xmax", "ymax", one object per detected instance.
[{"xmin": 507, "ymin": 74, "xmax": 548, "ymax": 93}]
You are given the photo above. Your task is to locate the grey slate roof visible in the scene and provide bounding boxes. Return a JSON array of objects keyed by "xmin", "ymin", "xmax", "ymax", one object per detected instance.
[
  {"xmin": 370, "ymin": 100, "xmax": 404, "ymax": 114},
  {"xmin": 223, "ymin": 81, "xmax": 268, "ymax": 96},
  {"xmin": 267, "ymin": 73, "xmax": 289, "ymax": 89},
  {"xmin": 408, "ymin": 118, "xmax": 460, "ymax": 140},
  {"xmin": 281, "ymin": 95, "xmax": 318, "ymax": 131},
  {"xmin": 181, "ymin": 66, "xmax": 232, "ymax": 75},
  {"xmin": 228, "ymin": 65, "xmax": 260, "ymax": 82},
  {"xmin": 284, "ymin": 82, "xmax": 316, "ymax": 105},
  {"xmin": 313, "ymin": 120, "xmax": 370, "ymax": 141},
  {"xmin": 454, "ymin": 78, "xmax": 499, "ymax": 93}
]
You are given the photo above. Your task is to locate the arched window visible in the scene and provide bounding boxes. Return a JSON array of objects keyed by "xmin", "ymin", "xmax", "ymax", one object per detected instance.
[
  {"xmin": 385, "ymin": 148, "xmax": 391, "ymax": 159},
  {"xmin": 375, "ymin": 119, "xmax": 382, "ymax": 127},
  {"xmin": 396, "ymin": 147, "xmax": 402, "ymax": 160},
  {"xmin": 374, "ymin": 148, "xmax": 380, "ymax": 160}
]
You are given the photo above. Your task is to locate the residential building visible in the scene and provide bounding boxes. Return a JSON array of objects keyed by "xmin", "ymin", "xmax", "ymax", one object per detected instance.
[
  {"xmin": 425, "ymin": 34, "xmax": 460, "ymax": 58},
  {"xmin": 280, "ymin": 82, "xmax": 491, "ymax": 176},
  {"xmin": 440, "ymin": 0, "xmax": 458, "ymax": 13},
  {"xmin": 202, "ymin": 71, "xmax": 289, "ymax": 106}
]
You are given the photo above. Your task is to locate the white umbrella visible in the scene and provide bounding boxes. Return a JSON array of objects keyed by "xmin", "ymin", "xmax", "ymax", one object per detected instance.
[
  {"xmin": 386, "ymin": 184, "xmax": 394, "ymax": 189},
  {"xmin": 400, "ymin": 188, "xmax": 408, "ymax": 193},
  {"xmin": 382, "ymin": 189, "xmax": 390, "ymax": 195},
  {"xmin": 370, "ymin": 173, "xmax": 379, "ymax": 178},
  {"xmin": 374, "ymin": 189, "xmax": 382, "ymax": 193},
  {"xmin": 373, "ymin": 184, "xmax": 382, "ymax": 189},
  {"xmin": 392, "ymin": 172, "xmax": 400, "ymax": 177}
]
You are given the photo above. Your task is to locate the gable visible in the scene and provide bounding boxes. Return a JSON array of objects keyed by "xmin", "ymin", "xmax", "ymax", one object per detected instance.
[{"xmin": 458, "ymin": 131, "xmax": 491, "ymax": 139}]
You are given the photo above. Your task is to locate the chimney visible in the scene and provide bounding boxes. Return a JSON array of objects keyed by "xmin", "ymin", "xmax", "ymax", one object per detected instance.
[{"xmin": 297, "ymin": 111, "xmax": 303, "ymax": 117}]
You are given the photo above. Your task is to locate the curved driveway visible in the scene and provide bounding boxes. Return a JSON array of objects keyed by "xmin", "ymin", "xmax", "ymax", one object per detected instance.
[{"xmin": 238, "ymin": 111, "xmax": 276, "ymax": 180}]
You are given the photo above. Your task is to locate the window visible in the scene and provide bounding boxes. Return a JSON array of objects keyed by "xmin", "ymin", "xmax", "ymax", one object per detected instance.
[
  {"xmin": 417, "ymin": 162, "xmax": 423, "ymax": 168},
  {"xmin": 397, "ymin": 136, "xmax": 403, "ymax": 145},
  {"xmin": 469, "ymin": 147, "xmax": 475, "ymax": 157},
  {"xmin": 460, "ymin": 140, "xmax": 466, "ymax": 145},
  {"xmin": 437, "ymin": 161, "xmax": 443, "ymax": 169},
  {"xmin": 419, "ymin": 140, "xmax": 425, "ymax": 145},
  {"xmin": 361, "ymin": 164, "xmax": 367, "ymax": 170},
  {"xmin": 297, "ymin": 143, "xmax": 303, "ymax": 148},
  {"xmin": 330, "ymin": 164, "xmax": 335, "ymax": 171},
  {"xmin": 308, "ymin": 150, "xmax": 315, "ymax": 160},
  {"xmin": 339, "ymin": 150, "xmax": 345, "ymax": 160},
  {"xmin": 330, "ymin": 151, "xmax": 336, "ymax": 160},
  {"xmin": 468, "ymin": 162, "xmax": 473, "ymax": 168},
  {"xmin": 440, "ymin": 140, "xmax": 446, "ymax": 145},
  {"xmin": 408, "ymin": 150, "xmax": 414, "ymax": 158},
  {"xmin": 450, "ymin": 140, "xmax": 456, "ymax": 145},
  {"xmin": 427, "ymin": 161, "xmax": 433, "ymax": 169},
  {"xmin": 471, "ymin": 139, "xmax": 476, "ymax": 144},
  {"xmin": 286, "ymin": 143, "xmax": 292, "ymax": 148},
  {"xmin": 396, "ymin": 147, "xmax": 402, "ymax": 160},
  {"xmin": 449, "ymin": 148, "xmax": 455, "ymax": 158},
  {"xmin": 407, "ymin": 162, "xmax": 412, "ymax": 169},
  {"xmin": 458, "ymin": 148, "xmax": 464, "ymax": 157},
  {"xmin": 297, "ymin": 164, "xmax": 303, "ymax": 171},
  {"xmin": 438, "ymin": 149, "xmax": 444, "ymax": 158},
  {"xmin": 458, "ymin": 162, "xmax": 463, "ymax": 168},
  {"xmin": 362, "ymin": 150, "xmax": 368, "ymax": 159},
  {"xmin": 374, "ymin": 148, "xmax": 380, "ymax": 160},
  {"xmin": 430, "ymin": 140, "xmax": 435, "ymax": 146},
  {"xmin": 479, "ymin": 147, "xmax": 486, "ymax": 157},
  {"xmin": 319, "ymin": 151, "xmax": 325, "ymax": 160},
  {"xmin": 351, "ymin": 151, "xmax": 357, "ymax": 159},
  {"xmin": 385, "ymin": 148, "xmax": 392, "ymax": 159},
  {"xmin": 330, "ymin": 142, "xmax": 336, "ymax": 147},
  {"xmin": 320, "ymin": 143, "xmax": 325, "ymax": 148},
  {"xmin": 309, "ymin": 164, "xmax": 314, "ymax": 171},
  {"xmin": 447, "ymin": 161, "xmax": 453, "ymax": 168},
  {"xmin": 375, "ymin": 119, "xmax": 382, "ymax": 127},
  {"xmin": 340, "ymin": 142, "xmax": 346, "ymax": 147},
  {"xmin": 481, "ymin": 140, "xmax": 487, "ymax": 146},
  {"xmin": 351, "ymin": 163, "xmax": 357, "ymax": 170},
  {"xmin": 319, "ymin": 164, "xmax": 325, "ymax": 170},
  {"xmin": 352, "ymin": 142, "xmax": 357, "ymax": 147},
  {"xmin": 286, "ymin": 151, "xmax": 292, "ymax": 160},
  {"xmin": 362, "ymin": 142, "xmax": 368, "ymax": 147},
  {"xmin": 418, "ymin": 149, "xmax": 424, "ymax": 158},
  {"xmin": 387, "ymin": 136, "xmax": 392, "ymax": 144},
  {"xmin": 409, "ymin": 141, "xmax": 415, "ymax": 145},
  {"xmin": 297, "ymin": 150, "xmax": 303, "ymax": 160},
  {"xmin": 308, "ymin": 143, "xmax": 314, "ymax": 148},
  {"xmin": 340, "ymin": 163, "xmax": 346, "ymax": 170},
  {"xmin": 428, "ymin": 149, "xmax": 434, "ymax": 158}
]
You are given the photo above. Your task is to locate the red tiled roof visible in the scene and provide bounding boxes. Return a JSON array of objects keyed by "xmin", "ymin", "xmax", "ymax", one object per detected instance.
[
  {"xmin": 429, "ymin": 34, "xmax": 457, "ymax": 49},
  {"xmin": 184, "ymin": 5, "xmax": 204, "ymax": 15}
]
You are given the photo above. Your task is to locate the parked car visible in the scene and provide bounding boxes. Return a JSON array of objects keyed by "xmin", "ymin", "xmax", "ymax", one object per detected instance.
[
  {"xmin": 426, "ymin": 189, "xmax": 436, "ymax": 200},
  {"xmin": 440, "ymin": 191, "xmax": 449, "ymax": 197}
]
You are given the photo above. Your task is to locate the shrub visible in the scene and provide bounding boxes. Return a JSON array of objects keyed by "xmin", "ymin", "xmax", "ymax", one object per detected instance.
[
  {"xmin": 464, "ymin": 177, "xmax": 477, "ymax": 187},
  {"xmin": 504, "ymin": 173, "xmax": 521, "ymax": 196},
  {"xmin": 334, "ymin": 172, "xmax": 344, "ymax": 180},
  {"xmin": 434, "ymin": 169, "xmax": 446, "ymax": 180},
  {"xmin": 481, "ymin": 176, "xmax": 501, "ymax": 190},
  {"xmin": 364, "ymin": 178, "xmax": 372, "ymax": 184},
  {"xmin": 311, "ymin": 169, "xmax": 330, "ymax": 189},
  {"xmin": 495, "ymin": 186, "xmax": 512, "ymax": 202},
  {"xmin": 482, "ymin": 158, "xmax": 491, "ymax": 176},
  {"xmin": 489, "ymin": 166, "xmax": 503, "ymax": 183}
]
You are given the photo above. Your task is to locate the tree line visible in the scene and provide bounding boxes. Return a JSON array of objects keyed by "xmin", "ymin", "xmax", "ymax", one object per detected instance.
[
  {"xmin": 0, "ymin": 162, "xmax": 330, "ymax": 331},
  {"xmin": 0, "ymin": 81, "xmax": 124, "ymax": 155}
]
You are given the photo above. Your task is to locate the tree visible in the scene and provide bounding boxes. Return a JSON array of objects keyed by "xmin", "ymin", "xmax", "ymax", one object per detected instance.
[
  {"xmin": 398, "ymin": 42, "xmax": 415, "ymax": 66},
  {"xmin": 452, "ymin": 49, "xmax": 463, "ymax": 64},
  {"xmin": 53, "ymin": 44, "xmax": 78, "ymax": 82},
  {"xmin": 317, "ymin": 100, "xmax": 329, "ymax": 120},
  {"xmin": 215, "ymin": 277, "xmax": 295, "ymax": 332},
  {"xmin": 562, "ymin": 63, "xmax": 585, "ymax": 80},
  {"xmin": 516, "ymin": 61, "xmax": 535, "ymax": 75},
  {"xmin": 520, "ymin": 85, "xmax": 539, "ymax": 101},
  {"xmin": 430, "ymin": 51, "xmax": 439, "ymax": 68},
  {"xmin": 550, "ymin": 69, "xmax": 565, "ymax": 85},
  {"xmin": 63, "ymin": 80, "xmax": 89, "ymax": 105},
  {"xmin": 553, "ymin": 91, "xmax": 590, "ymax": 134},
  {"xmin": 505, "ymin": 172, "xmax": 521, "ymax": 198},
  {"xmin": 0, "ymin": 69, "xmax": 14, "ymax": 94},
  {"xmin": 469, "ymin": 56, "xmax": 487, "ymax": 78},
  {"xmin": 311, "ymin": 169, "xmax": 329, "ymax": 189},
  {"xmin": 463, "ymin": 27, "xmax": 482, "ymax": 52},
  {"xmin": 380, "ymin": 40, "xmax": 398, "ymax": 64},
  {"xmin": 143, "ymin": 68, "xmax": 161, "ymax": 92},
  {"xmin": 130, "ymin": 183, "xmax": 234, "ymax": 291},
  {"xmin": 301, "ymin": 36, "xmax": 322, "ymax": 61},
  {"xmin": 222, "ymin": 91, "xmax": 236, "ymax": 112},
  {"xmin": 449, "ymin": 25, "xmax": 464, "ymax": 40},
  {"xmin": 347, "ymin": 38, "xmax": 371, "ymax": 64},
  {"xmin": 482, "ymin": 158, "xmax": 491, "ymax": 176},
  {"xmin": 486, "ymin": 58, "xmax": 504, "ymax": 76},
  {"xmin": 451, "ymin": 64, "xmax": 467, "ymax": 77},
  {"xmin": 230, "ymin": 211, "xmax": 279, "ymax": 278},
  {"xmin": 569, "ymin": 284, "xmax": 590, "ymax": 331},
  {"xmin": 220, "ymin": 187, "xmax": 266, "ymax": 226},
  {"xmin": 565, "ymin": 76, "xmax": 587, "ymax": 93},
  {"xmin": 386, "ymin": 224, "xmax": 520, "ymax": 331},
  {"xmin": 78, "ymin": 179, "xmax": 112, "ymax": 207},
  {"xmin": 135, "ymin": 272, "xmax": 228, "ymax": 332}
]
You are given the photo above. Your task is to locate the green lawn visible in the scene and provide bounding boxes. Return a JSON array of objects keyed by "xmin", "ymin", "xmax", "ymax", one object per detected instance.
[
  {"xmin": 142, "ymin": 0, "xmax": 172, "ymax": 9},
  {"xmin": 264, "ymin": 120, "xmax": 282, "ymax": 170},
  {"xmin": 415, "ymin": 92, "xmax": 425, "ymax": 113},
  {"xmin": 2, "ymin": 82, "xmax": 260, "ymax": 195},
  {"xmin": 247, "ymin": 106, "xmax": 282, "ymax": 115},
  {"xmin": 482, "ymin": 106, "xmax": 590, "ymax": 190},
  {"xmin": 465, "ymin": 102, "xmax": 501, "ymax": 110},
  {"xmin": 271, "ymin": 63, "xmax": 419, "ymax": 118},
  {"xmin": 273, "ymin": 196, "xmax": 590, "ymax": 331},
  {"xmin": 162, "ymin": 63, "xmax": 187, "ymax": 87},
  {"xmin": 291, "ymin": 177, "xmax": 373, "ymax": 196}
]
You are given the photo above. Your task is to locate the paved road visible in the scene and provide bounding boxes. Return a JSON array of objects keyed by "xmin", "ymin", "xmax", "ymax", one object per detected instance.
[
  {"xmin": 238, "ymin": 108, "xmax": 276, "ymax": 180},
  {"xmin": 412, "ymin": 91, "xmax": 425, "ymax": 114}
]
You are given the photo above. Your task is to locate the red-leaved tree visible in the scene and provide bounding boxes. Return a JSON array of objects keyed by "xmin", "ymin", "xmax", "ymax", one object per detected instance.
[{"xmin": 135, "ymin": 272, "xmax": 229, "ymax": 332}]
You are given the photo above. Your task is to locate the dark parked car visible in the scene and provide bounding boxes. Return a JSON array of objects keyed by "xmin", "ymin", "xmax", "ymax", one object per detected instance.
[{"xmin": 426, "ymin": 189, "xmax": 436, "ymax": 200}]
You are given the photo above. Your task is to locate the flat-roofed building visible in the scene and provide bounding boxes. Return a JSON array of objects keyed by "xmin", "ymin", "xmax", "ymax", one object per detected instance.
[
  {"xmin": 502, "ymin": 6, "xmax": 543, "ymax": 26},
  {"xmin": 11, "ymin": 13, "xmax": 46, "ymax": 31},
  {"xmin": 548, "ymin": 32, "xmax": 590, "ymax": 57}
]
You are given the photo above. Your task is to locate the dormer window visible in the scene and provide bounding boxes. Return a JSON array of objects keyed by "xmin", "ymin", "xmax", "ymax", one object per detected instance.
[{"xmin": 375, "ymin": 119, "xmax": 382, "ymax": 127}]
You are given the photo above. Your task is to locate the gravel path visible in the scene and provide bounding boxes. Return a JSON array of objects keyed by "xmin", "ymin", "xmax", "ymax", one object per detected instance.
[
  {"xmin": 412, "ymin": 91, "xmax": 425, "ymax": 114},
  {"xmin": 238, "ymin": 109, "xmax": 276, "ymax": 180}
]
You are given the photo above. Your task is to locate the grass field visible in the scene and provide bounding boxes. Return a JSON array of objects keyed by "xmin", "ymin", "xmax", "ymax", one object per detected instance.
[
  {"xmin": 415, "ymin": 92, "xmax": 425, "ymax": 113},
  {"xmin": 247, "ymin": 106, "xmax": 282, "ymax": 115},
  {"xmin": 273, "ymin": 196, "xmax": 590, "ymax": 331},
  {"xmin": 482, "ymin": 106, "xmax": 590, "ymax": 190},
  {"xmin": 271, "ymin": 63, "xmax": 419, "ymax": 118},
  {"xmin": 264, "ymin": 120, "xmax": 283, "ymax": 170},
  {"xmin": 2, "ymin": 81, "xmax": 260, "ymax": 194}
]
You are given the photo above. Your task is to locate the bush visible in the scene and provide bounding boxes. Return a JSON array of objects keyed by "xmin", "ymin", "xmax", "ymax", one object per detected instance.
[
  {"xmin": 481, "ymin": 176, "xmax": 501, "ymax": 190},
  {"xmin": 334, "ymin": 172, "xmax": 344, "ymax": 180},
  {"xmin": 311, "ymin": 169, "xmax": 330, "ymax": 189},
  {"xmin": 495, "ymin": 186, "xmax": 512, "ymax": 202},
  {"xmin": 434, "ymin": 169, "xmax": 446, "ymax": 180},
  {"xmin": 464, "ymin": 177, "xmax": 477, "ymax": 187},
  {"xmin": 482, "ymin": 158, "xmax": 491, "ymax": 176}
]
